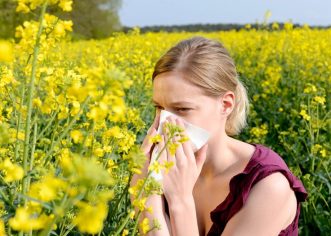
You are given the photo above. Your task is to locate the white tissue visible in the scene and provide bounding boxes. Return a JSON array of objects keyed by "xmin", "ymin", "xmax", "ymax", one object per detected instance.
[{"xmin": 149, "ymin": 110, "xmax": 210, "ymax": 181}]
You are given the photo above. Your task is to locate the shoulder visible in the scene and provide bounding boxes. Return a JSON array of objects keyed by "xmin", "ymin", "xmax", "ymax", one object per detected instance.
[
  {"xmin": 222, "ymin": 172, "xmax": 297, "ymax": 236},
  {"xmin": 247, "ymin": 172, "xmax": 296, "ymax": 208}
]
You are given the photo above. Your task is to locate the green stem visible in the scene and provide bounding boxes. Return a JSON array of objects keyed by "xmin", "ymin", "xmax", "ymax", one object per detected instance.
[
  {"xmin": 27, "ymin": 122, "xmax": 38, "ymax": 190},
  {"xmin": 35, "ymin": 110, "xmax": 57, "ymax": 142},
  {"xmin": 0, "ymin": 189, "xmax": 15, "ymax": 209},
  {"xmin": 89, "ymin": 120, "xmax": 95, "ymax": 157},
  {"xmin": 14, "ymin": 82, "xmax": 25, "ymax": 162},
  {"xmin": 113, "ymin": 209, "xmax": 134, "ymax": 236},
  {"xmin": 113, "ymin": 138, "xmax": 171, "ymax": 236},
  {"xmin": 21, "ymin": 1, "xmax": 48, "ymax": 203},
  {"xmin": 39, "ymin": 193, "xmax": 68, "ymax": 236},
  {"xmin": 42, "ymin": 96, "xmax": 90, "ymax": 166},
  {"xmin": 109, "ymin": 172, "xmax": 132, "ymax": 220},
  {"xmin": 130, "ymin": 211, "xmax": 142, "ymax": 236},
  {"xmin": 78, "ymin": 120, "xmax": 95, "ymax": 156},
  {"xmin": 61, "ymin": 224, "xmax": 76, "ymax": 236}
]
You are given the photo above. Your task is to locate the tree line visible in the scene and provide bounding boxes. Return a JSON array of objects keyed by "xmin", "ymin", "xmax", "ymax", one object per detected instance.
[{"xmin": 0, "ymin": 0, "xmax": 122, "ymax": 39}]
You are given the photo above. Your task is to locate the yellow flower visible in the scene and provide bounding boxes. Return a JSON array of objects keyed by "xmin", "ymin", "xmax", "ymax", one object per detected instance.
[
  {"xmin": 300, "ymin": 109, "xmax": 311, "ymax": 121},
  {"xmin": 0, "ymin": 158, "xmax": 24, "ymax": 182},
  {"xmin": 73, "ymin": 201, "xmax": 108, "ymax": 234},
  {"xmin": 0, "ymin": 219, "xmax": 5, "ymax": 236},
  {"xmin": 70, "ymin": 101, "xmax": 80, "ymax": 116},
  {"xmin": 28, "ymin": 175, "xmax": 67, "ymax": 202},
  {"xmin": 148, "ymin": 134, "xmax": 162, "ymax": 144},
  {"xmin": 106, "ymin": 126, "xmax": 123, "ymax": 138},
  {"xmin": 178, "ymin": 134, "xmax": 189, "ymax": 143},
  {"xmin": 312, "ymin": 144, "xmax": 322, "ymax": 155},
  {"xmin": 303, "ymin": 84, "xmax": 317, "ymax": 94},
  {"xmin": 162, "ymin": 160, "xmax": 175, "ymax": 174},
  {"xmin": 58, "ymin": 0, "xmax": 73, "ymax": 12},
  {"xmin": 9, "ymin": 207, "xmax": 54, "ymax": 232},
  {"xmin": 250, "ymin": 124, "xmax": 268, "ymax": 138},
  {"xmin": 104, "ymin": 145, "xmax": 113, "ymax": 153},
  {"xmin": 139, "ymin": 217, "xmax": 150, "ymax": 234},
  {"xmin": 148, "ymin": 161, "xmax": 162, "ymax": 174},
  {"xmin": 320, "ymin": 149, "xmax": 327, "ymax": 158},
  {"xmin": 58, "ymin": 104, "xmax": 70, "ymax": 119},
  {"xmin": 93, "ymin": 147, "xmax": 104, "ymax": 157},
  {"xmin": 122, "ymin": 229, "xmax": 129, "ymax": 236},
  {"xmin": 168, "ymin": 142, "xmax": 180, "ymax": 156},
  {"xmin": 33, "ymin": 98, "xmax": 42, "ymax": 108},
  {"xmin": 16, "ymin": 2, "xmax": 30, "ymax": 13},
  {"xmin": 0, "ymin": 41, "xmax": 13, "ymax": 62},
  {"xmin": 17, "ymin": 131, "xmax": 25, "ymax": 141},
  {"xmin": 132, "ymin": 197, "xmax": 147, "ymax": 211},
  {"xmin": 70, "ymin": 130, "xmax": 84, "ymax": 144},
  {"xmin": 60, "ymin": 154, "xmax": 114, "ymax": 187},
  {"xmin": 9, "ymin": 207, "xmax": 33, "ymax": 232},
  {"xmin": 129, "ymin": 210, "xmax": 136, "ymax": 219},
  {"xmin": 87, "ymin": 106, "xmax": 108, "ymax": 122},
  {"xmin": 313, "ymin": 96, "xmax": 326, "ymax": 105}
]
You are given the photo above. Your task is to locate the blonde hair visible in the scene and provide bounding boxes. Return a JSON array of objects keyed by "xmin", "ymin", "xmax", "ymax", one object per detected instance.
[{"xmin": 152, "ymin": 36, "xmax": 249, "ymax": 136}]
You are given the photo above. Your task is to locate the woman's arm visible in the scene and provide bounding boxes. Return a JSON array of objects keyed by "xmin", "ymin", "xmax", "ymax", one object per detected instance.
[
  {"xmin": 167, "ymin": 196, "xmax": 199, "ymax": 236},
  {"xmin": 221, "ymin": 172, "xmax": 297, "ymax": 236},
  {"xmin": 130, "ymin": 170, "xmax": 171, "ymax": 236},
  {"xmin": 141, "ymin": 194, "xmax": 172, "ymax": 236},
  {"xmin": 129, "ymin": 111, "xmax": 171, "ymax": 235}
]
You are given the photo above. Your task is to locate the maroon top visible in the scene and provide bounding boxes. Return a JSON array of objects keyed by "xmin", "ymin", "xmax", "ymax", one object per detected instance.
[{"xmin": 207, "ymin": 143, "xmax": 308, "ymax": 236}]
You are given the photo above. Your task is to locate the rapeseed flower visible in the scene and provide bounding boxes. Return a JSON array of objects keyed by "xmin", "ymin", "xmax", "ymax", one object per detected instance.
[{"xmin": 0, "ymin": 158, "xmax": 24, "ymax": 182}]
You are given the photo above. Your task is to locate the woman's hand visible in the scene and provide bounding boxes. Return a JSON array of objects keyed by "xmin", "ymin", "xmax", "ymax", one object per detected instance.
[
  {"xmin": 129, "ymin": 111, "xmax": 172, "ymax": 235},
  {"xmin": 158, "ymin": 116, "xmax": 209, "ymax": 205},
  {"xmin": 131, "ymin": 111, "xmax": 160, "ymax": 188}
]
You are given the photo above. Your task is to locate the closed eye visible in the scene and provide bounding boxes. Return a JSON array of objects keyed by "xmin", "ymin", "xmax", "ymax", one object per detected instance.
[
  {"xmin": 154, "ymin": 105, "xmax": 163, "ymax": 110},
  {"xmin": 175, "ymin": 108, "xmax": 191, "ymax": 112},
  {"xmin": 153, "ymin": 105, "xmax": 191, "ymax": 112}
]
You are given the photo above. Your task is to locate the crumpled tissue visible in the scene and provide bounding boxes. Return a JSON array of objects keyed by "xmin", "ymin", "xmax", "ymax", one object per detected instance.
[{"xmin": 150, "ymin": 109, "xmax": 210, "ymax": 181}]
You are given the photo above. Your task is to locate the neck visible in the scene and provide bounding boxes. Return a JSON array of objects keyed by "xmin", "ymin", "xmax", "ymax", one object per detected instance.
[{"xmin": 198, "ymin": 131, "xmax": 239, "ymax": 180}]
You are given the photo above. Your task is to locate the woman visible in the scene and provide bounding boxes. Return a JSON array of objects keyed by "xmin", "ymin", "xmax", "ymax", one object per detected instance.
[{"xmin": 131, "ymin": 36, "xmax": 308, "ymax": 236}]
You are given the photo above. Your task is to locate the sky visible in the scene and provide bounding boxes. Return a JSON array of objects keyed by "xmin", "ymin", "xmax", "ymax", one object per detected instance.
[{"xmin": 119, "ymin": 0, "xmax": 331, "ymax": 27}]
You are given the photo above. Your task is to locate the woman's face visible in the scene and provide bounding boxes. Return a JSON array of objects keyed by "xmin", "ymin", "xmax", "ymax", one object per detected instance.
[{"xmin": 152, "ymin": 71, "xmax": 225, "ymax": 136}]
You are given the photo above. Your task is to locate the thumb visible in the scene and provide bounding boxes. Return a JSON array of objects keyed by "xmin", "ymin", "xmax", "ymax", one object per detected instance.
[
  {"xmin": 152, "ymin": 111, "xmax": 161, "ymax": 130},
  {"xmin": 195, "ymin": 144, "xmax": 208, "ymax": 173}
]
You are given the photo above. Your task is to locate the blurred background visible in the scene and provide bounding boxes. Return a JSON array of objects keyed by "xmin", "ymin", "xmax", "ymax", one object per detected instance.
[
  {"xmin": 0, "ymin": 1, "xmax": 330, "ymax": 236},
  {"xmin": 1, "ymin": 0, "xmax": 330, "ymax": 39}
]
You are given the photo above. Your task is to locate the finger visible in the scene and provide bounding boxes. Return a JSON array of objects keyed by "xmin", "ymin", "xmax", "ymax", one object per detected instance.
[
  {"xmin": 152, "ymin": 110, "xmax": 161, "ymax": 130},
  {"xmin": 163, "ymin": 120, "xmax": 174, "ymax": 163},
  {"xmin": 195, "ymin": 143, "xmax": 209, "ymax": 174},
  {"xmin": 163, "ymin": 120, "xmax": 171, "ymax": 162},
  {"xmin": 144, "ymin": 111, "xmax": 161, "ymax": 148},
  {"xmin": 168, "ymin": 116, "xmax": 186, "ymax": 168},
  {"xmin": 175, "ymin": 118, "xmax": 195, "ymax": 163},
  {"xmin": 141, "ymin": 128, "xmax": 157, "ymax": 156},
  {"xmin": 162, "ymin": 131, "xmax": 176, "ymax": 164},
  {"xmin": 158, "ymin": 134, "xmax": 167, "ymax": 164}
]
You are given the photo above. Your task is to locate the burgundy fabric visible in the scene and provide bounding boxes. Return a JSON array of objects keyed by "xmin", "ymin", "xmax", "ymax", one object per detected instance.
[{"xmin": 207, "ymin": 143, "xmax": 308, "ymax": 236}]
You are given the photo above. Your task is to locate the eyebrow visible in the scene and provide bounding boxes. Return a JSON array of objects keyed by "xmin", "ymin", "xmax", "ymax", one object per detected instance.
[{"xmin": 152, "ymin": 99, "xmax": 194, "ymax": 106}]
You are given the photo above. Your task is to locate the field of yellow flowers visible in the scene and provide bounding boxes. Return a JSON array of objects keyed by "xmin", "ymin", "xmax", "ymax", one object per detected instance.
[{"xmin": 0, "ymin": 0, "xmax": 330, "ymax": 235}]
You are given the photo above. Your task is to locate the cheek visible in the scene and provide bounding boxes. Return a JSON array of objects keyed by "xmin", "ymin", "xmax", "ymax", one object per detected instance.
[{"xmin": 189, "ymin": 108, "xmax": 220, "ymax": 131}]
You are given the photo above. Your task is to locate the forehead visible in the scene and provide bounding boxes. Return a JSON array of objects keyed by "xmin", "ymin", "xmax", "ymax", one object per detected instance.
[{"xmin": 152, "ymin": 72, "xmax": 204, "ymax": 103}]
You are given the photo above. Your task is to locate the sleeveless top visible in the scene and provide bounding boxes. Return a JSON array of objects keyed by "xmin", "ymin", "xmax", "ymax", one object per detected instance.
[{"xmin": 207, "ymin": 143, "xmax": 308, "ymax": 236}]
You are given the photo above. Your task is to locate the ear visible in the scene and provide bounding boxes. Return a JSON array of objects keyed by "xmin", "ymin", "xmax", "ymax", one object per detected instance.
[{"xmin": 220, "ymin": 91, "xmax": 235, "ymax": 116}]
